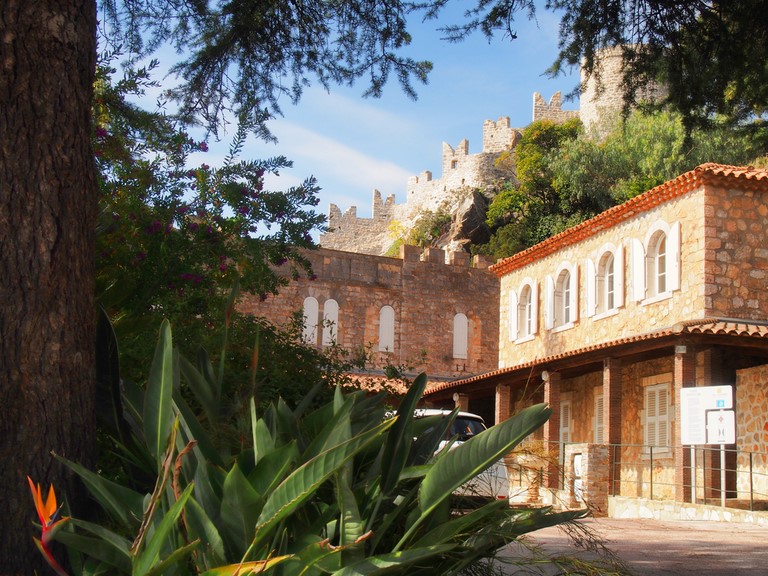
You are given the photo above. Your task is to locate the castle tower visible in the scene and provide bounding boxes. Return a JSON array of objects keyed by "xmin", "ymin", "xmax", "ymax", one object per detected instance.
[{"xmin": 580, "ymin": 46, "xmax": 666, "ymax": 133}]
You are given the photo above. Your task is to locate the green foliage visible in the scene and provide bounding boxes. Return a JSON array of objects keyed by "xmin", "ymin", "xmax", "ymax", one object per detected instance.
[
  {"xmin": 551, "ymin": 110, "xmax": 767, "ymax": 205},
  {"xmin": 100, "ymin": 1, "xmax": 433, "ymax": 137},
  {"xmin": 478, "ymin": 109, "xmax": 767, "ymax": 261},
  {"xmin": 51, "ymin": 321, "xmax": 584, "ymax": 575},
  {"xmin": 433, "ymin": 1, "xmax": 768, "ymax": 133},
  {"xmin": 478, "ymin": 119, "xmax": 581, "ymax": 259},
  {"xmin": 408, "ymin": 210, "xmax": 453, "ymax": 248},
  {"xmin": 93, "ymin": 55, "xmax": 327, "ymax": 383}
]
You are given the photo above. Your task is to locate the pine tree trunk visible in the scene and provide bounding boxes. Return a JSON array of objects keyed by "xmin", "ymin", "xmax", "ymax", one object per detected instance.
[{"xmin": 0, "ymin": 0, "xmax": 97, "ymax": 572}]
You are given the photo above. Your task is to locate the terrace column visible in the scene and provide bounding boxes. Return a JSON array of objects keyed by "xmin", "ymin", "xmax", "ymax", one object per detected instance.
[
  {"xmin": 495, "ymin": 383, "xmax": 512, "ymax": 424},
  {"xmin": 675, "ymin": 341, "xmax": 696, "ymax": 502},
  {"xmin": 542, "ymin": 371, "xmax": 561, "ymax": 490},
  {"xmin": 603, "ymin": 357, "xmax": 623, "ymax": 495}
]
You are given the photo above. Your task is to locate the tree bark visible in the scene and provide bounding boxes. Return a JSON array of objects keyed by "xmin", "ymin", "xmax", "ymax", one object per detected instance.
[{"xmin": 0, "ymin": 0, "xmax": 97, "ymax": 572}]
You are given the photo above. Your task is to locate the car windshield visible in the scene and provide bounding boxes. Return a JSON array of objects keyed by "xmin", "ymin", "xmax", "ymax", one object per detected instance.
[{"xmin": 450, "ymin": 417, "xmax": 486, "ymax": 440}]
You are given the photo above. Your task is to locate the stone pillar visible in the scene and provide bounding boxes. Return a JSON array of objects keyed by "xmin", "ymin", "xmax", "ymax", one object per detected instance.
[
  {"xmin": 543, "ymin": 372, "xmax": 561, "ymax": 490},
  {"xmin": 454, "ymin": 393, "xmax": 470, "ymax": 412},
  {"xmin": 675, "ymin": 342, "xmax": 696, "ymax": 502},
  {"xmin": 495, "ymin": 383, "xmax": 512, "ymax": 424},
  {"xmin": 603, "ymin": 357, "xmax": 622, "ymax": 496}
]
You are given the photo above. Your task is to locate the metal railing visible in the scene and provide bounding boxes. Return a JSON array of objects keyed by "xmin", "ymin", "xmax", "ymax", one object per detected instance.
[{"xmin": 505, "ymin": 441, "xmax": 768, "ymax": 512}]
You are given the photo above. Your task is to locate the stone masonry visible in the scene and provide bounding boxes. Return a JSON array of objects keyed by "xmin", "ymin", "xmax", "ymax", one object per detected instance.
[
  {"xmin": 320, "ymin": 98, "xmax": 576, "ymax": 256},
  {"xmin": 238, "ymin": 245, "xmax": 500, "ymax": 382}
]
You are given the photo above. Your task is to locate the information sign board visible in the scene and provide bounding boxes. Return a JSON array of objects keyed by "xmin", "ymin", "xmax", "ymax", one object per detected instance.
[{"xmin": 680, "ymin": 385, "xmax": 734, "ymax": 445}]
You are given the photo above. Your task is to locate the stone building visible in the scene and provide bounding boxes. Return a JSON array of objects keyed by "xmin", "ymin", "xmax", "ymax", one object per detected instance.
[
  {"xmin": 424, "ymin": 164, "xmax": 768, "ymax": 518},
  {"xmin": 239, "ymin": 245, "xmax": 500, "ymax": 383}
]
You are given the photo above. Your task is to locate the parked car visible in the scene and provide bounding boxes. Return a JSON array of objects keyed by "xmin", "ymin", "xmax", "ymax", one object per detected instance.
[{"xmin": 413, "ymin": 408, "xmax": 510, "ymax": 500}]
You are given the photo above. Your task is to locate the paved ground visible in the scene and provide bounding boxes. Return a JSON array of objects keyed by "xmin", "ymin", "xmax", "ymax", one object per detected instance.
[{"xmin": 498, "ymin": 517, "xmax": 768, "ymax": 575}]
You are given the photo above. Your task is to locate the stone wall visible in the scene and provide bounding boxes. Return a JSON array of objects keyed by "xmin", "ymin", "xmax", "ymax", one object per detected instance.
[
  {"xmin": 735, "ymin": 364, "xmax": 768, "ymax": 499},
  {"xmin": 497, "ymin": 187, "xmax": 709, "ymax": 367},
  {"xmin": 322, "ymin": 190, "xmax": 397, "ymax": 255},
  {"xmin": 580, "ymin": 45, "xmax": 667, "ymax": 134},
  {"xmin": 532, "ymin": 92, "xmax": 580, "ymax": 124},
  {"xmin": 239, "ymin": 246, "xmax": 500, "ymax": 381},
  {"xmin": 704, "ymin": 184, "xmax": 768, "ymax": 320}
]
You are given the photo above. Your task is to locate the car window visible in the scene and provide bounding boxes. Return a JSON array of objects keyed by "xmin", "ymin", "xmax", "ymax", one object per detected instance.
[{"xmin": 450, "ymin": 417, "xmax": 486, "ymax": 440}]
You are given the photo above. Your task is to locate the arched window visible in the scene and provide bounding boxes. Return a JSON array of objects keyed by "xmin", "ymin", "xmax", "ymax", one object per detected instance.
[
  {"xmin": 322, "ymin": 299, "xmax": 339, "ymax": 346},
  {"xmin": 302, "ymin": 297, "xmax": 319, "ymax": 344},
  {"xmin": 632, "ymin": 220, "xmax": 680, "ymax": 302},
  {"xmin": 378, "ymin": 305, "xmax": 395, "ymax": 352},
  {"xmin": 646, "ymin": 231, "xmax": 667, "ymax": 297},
  {"xmin": 597, "ymin": 252, "xmax": 615, "ymax": 313},
  {"xmin": 453, "ymin": 313, "xmax": 468, "ymax": 359},
  {"xmin": 554, "ymin": 269, "xmax": 571, "ymax": 326},
  {"xmin": 518, "ymin": 285, "xmax": 533, "ymax": 338}
]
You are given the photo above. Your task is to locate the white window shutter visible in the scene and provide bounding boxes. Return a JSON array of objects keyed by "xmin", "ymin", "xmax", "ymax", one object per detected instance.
[
  {"xmin": 631, "ymin": 238, "xmax": 646, "ymax": 302},
  {"xmin": 378, "ymin": 306, "xmax": 395, "ymax": 352},
  {"xmin": 594, "ymin": 393, "xmax": 605, "ymax": 444},
  {"xmin": 544, "ymin": 275, "xmax": 554, "ymax": 330},
  {"xmin": 453, "ymin": 313, "xmax": 468, "ymax": 359},
  {"xmin": 570, "ymin": 263, "xmax": 579, "ymax": 322},
  {"xmin": 560, "ymin": 401, "xmax": 571, "ymax": 444},
  {"xmin": 530, "ymin": 281, "xmax": 539, "ymax": 334},
  {"xmin": 645, "ymin": 388, "xmax": 657, "ymax": 446},
  {"xmin": 508, "ymin": 290, "xmax": 518, "ymax": 341},
  {"xmin": 667, "ymin": 221, "xmax": 681, "ymax": 292},
  {"xmin": 322, "ymin": 299, "xmax": 339, "ymax": 346},
  {"xmin": 586, "ymin": 258, "xmax": 596, "ymax": 317},
  {"xmin": 615, "ymin": 244, "xmax": 625, "ymax": 308},
  {"xmin": 657, "ymin": 386, "xmax": 669, "ymax": 446},
  {"xmin": 302, "ymin": 297, "xmax": 319, "ymax": 344}
]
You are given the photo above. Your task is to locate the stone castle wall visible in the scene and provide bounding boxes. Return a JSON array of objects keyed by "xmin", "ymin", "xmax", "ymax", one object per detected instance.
[
  {"xmin": 320, "ymin": 102, "xmax": 573, "ymax": 255},
  {"xmin": 238, "ymin": 246, "xmax": 500, "ymax": 381},
  {"xmin": 532, "ymin": 92, "xmax": 580, "ymax": 124},
  {"xmin": 580, "ymin": 45, "xmax": 667, "ymax": 133}
]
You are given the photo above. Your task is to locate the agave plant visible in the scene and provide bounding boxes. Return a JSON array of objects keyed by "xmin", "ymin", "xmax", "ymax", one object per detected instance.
[{"xmin": 40, "ymin": 319, "xmax": 584, "ymax": 575}]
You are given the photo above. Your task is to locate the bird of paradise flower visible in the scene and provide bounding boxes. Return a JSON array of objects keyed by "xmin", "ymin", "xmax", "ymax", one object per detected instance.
[{"xmin": 28, "ymin": 476, "xmax": 69, "ymax": 576}]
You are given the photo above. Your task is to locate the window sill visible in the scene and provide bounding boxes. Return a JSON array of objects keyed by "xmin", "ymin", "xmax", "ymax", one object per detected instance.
[
  {"xmin": 515, "ymin": 334, "xmax": 535, "ymax": 344},
  {"xmin": 641, "ymin": 291, "xmax": 672, "ymax": 306},
  {"xmin": 552, "ymin": 321, "xmax": 575, "ymax": 333},
  {"xmin": 592, "ymin": 308, "xmax": 619, "ymax": 321}
]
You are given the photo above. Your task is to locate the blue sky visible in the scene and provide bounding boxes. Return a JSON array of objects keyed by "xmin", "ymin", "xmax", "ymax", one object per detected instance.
[{"xmin": 189, "ymin": 7, "xmax": 581, "ymax": 223}]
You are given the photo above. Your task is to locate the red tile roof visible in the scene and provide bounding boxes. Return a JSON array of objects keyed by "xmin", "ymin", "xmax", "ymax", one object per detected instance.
[
  {"xmin": 490, "ymin": 163, "xmax": 768, "ymax": 278},
  {"xmin": 425, "ymin": 318, "xmax": 768, "ymax": 395}
]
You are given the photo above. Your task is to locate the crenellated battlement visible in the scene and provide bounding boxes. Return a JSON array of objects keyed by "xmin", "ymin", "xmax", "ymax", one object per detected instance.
[
  {"xmin": 321, "ymin": 47, "xmax": 660, "ymax": 256},
  {"xmin": 532, "ymin": 91, "xmax": 580, "ymax": 124}
]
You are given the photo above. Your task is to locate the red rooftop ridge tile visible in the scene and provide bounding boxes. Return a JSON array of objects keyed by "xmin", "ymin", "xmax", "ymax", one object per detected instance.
[{"xmin": 489, "ymin": 163, "xmax": 768, "ymax": 278}]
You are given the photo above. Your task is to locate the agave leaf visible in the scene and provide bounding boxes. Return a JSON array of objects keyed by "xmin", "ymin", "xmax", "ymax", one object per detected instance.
[
  {"xmin": 250, "ymin": 441, "xmax": 298, "ymax": 495},
  {"xmin": 144, "ymin": 320, "xmax": 175, "ymax": 465},
  {"xmin": 131, "ymin": 483, "xmax": 195, "ymax": 576},
  {"xmin": 178, "ymin": 351, "xmax": 218, "ymax": 424},
  {"xmin": 412, "ymin": 498, "xmax": 508, "ymax": 547},
  {"xmin": 54, "ymin": 520, "xmax": 132, "ymax": 573},
  {"xmin": 393, "ymin": 403, "xmax": 550, "ymax": 550},
  {"xmin": 55, "ymin": 455, "xmax": 144, "ymax": 529},
  {"xmin": 185, "ymin": 497, "xmax": 226, "ymax": 565},
  {"xmin": 199, "ymin": 555, "xmax": 292, "ymax": 576},
  {"xmin": 419, "ymin": 403, "xmax": 550, "ymax": 516},
  {"xmin": 174, "ymin": 394, "xmax": 225, "ymax": 468},
  {"xmin": 301, "ymin": 395, "xmax": 353, "ymax": 460},
  {"xmin": 219, "ymin": 463, "xmax": 265, "ymax": 557},
  {"xmin": 330, "ymin": 545, "xmax": 455, "ymax": 576},
  {"xmin": 251, "ymin": 399, "xmax": 275, "ymax": 467},
  {"xmin": 143, "ymin": 540, "xmax": 200, "ymax": 576},
  {"xmin": 380, "ymin": 373, "xmax": 427, "ymax": 495},
  {"xmin": 253, "ymin": 418, "xmax": 394, "ymax": 550}
]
